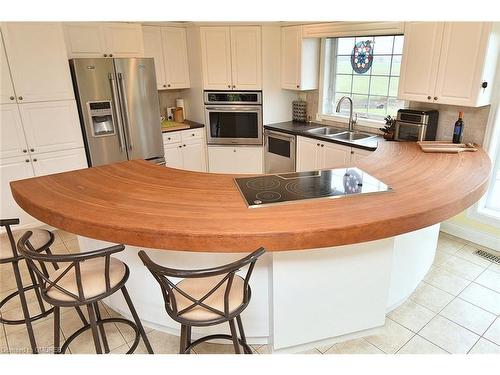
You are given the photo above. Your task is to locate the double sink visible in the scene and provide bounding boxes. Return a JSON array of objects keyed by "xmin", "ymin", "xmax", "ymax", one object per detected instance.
[{"xmin": 306, "ymin": 126, "xmax": 377, "ymax": 143}]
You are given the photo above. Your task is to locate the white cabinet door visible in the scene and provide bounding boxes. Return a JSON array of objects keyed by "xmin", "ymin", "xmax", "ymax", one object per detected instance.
[
  {"xmin": 434, "ymin": 22, "xmax": 491, "ymax": 106},
  {"xmin": 142, "ymin": 26, "xmax": 166, "ymax": 90},
  {"xmin": 350, "ymin": 148, "xmax": 373, "ymax": 163},
  {"xmin": 208, "ymin": 146, "xmax": 263, "ymax": 174},
  {"xmin": 0, "ymin": 156, "xmax": 35, "ymax": 226},
  {"xmin": 103, "ymin": 23, "xmax": 144, "ymax": 57},
  {"xmin": 182, "ymin": 140, "xmax": 207, "ymax": 172},
  {"xmin": 31, "ymin": 148, "xmax": 87, "ymax": 176},
  {"xmin": 321, "ymin": 142, "xmax": 351, "ymax": 169},
  {"xmin": 398, "ymin": 22, "xmax": 444, "ymax": 103},
  {"xmin": 0, "ymin": 34, "xmax": 16, "ymax": 104},
  {"xmin": 0, "ymin": 104, "xmax": 28, "ymax": 159},
  {"xmin": 281, "ymin": 26, "xmax": 301, "ymax": 90},
  {"xmin": 64, "ymin": 23, "xmax": 106, "ymax": 57},
  {"xmin": 19, "ymin": 100, "xmax": 83, "ymax": 154},
  {"xmin": 1, "ymin": 23, "xmax": 75, "ymax": 103},
  {"xmin": 230, "ymin": 26, "xmax": 262, "ymax": 90},
  {"xmin": 164, "ymin": 143, "xmax": 184, "ymax": 169},
  {"xmin": 200, "ymin": 27, "xmax": 232, "ymax": 90},
  {"xmin": 162, "ymin": 27, "xmax": 190, "ymax": 89},
  {"xmin": 296, "ymin": 136, "xmax": 319, "ymax": 172}
]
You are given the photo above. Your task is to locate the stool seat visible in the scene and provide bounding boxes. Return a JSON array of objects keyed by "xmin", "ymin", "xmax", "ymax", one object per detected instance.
[
  {"xmin": 0, "ymin": 229, "xmax": 51, "ymax": 260},
  {"xmin": 174, "ymin": 274, "xmax": 245, "ymax": 321},
  {"xmin": 46, "ymin": 257, "xmax": 127, "ymax": 302}
]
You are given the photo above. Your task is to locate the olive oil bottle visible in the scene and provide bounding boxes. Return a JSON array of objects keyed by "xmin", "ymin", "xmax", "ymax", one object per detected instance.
[{"xmin": 452, "ymin": 112, "xmax": 464, "ymax": 144}]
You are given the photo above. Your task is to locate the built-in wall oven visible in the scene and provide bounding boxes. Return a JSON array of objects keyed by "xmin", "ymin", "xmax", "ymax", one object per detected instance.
[
  {"xmin": 204, "ymin": 91, "xmax": 263, "ymax": 145},
  {"xmin": 264, "ymin": 129, "xmax": 296, "ymax": 173}
]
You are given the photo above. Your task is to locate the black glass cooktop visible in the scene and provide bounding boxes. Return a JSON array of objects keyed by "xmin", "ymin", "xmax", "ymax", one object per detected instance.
[{"xmin": 235, "ymin": 168, "xmax": 392, "ymax": 208}]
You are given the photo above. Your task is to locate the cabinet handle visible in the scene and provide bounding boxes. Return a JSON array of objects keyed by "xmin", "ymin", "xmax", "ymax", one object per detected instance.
[
  {"xmin": 427, "ymin": 96, "xmax": 431, "ymax": 100},
  {"xmin": 183, "ymin": 144, "xmax": 186, "ymax": 147},
  {"xmin": 167, "ymin": 84, "xmax": 171, "ymax": 87},
  {"xmin": 227, "ymin": 85, "xmax": 231, "ymax": 88},
  {"xmin": 316, "ymin": 143, "xmax": 320, "ymax": 146},
  {"xmin": 167, "ymin": 137, "xmax": 171, "ymax": 140},
  {"xmin": 178, "ymin": 145, "xmax": 182, "ymax": 148},
  {"xmin": 192, "ymin": 133, "xmax": 195, "ymax": 136},
  {"xmin": 23, "ymin": 149, "xmax": 27, "ymax": 153},
  {"xmin": 18, "ymin": 96, "xmax": 23, "ymax": 100},
  {"xmin": 232, "ymin": 85, "xmax": 236, "ymax": 89},
  {"xmin": 163, "ymin": 84, "xmax": 167, "ymax": 88},
  {"xmin": 109, "ymin": 54, "xmax": 113, "ymax": 57},
  {"xmin": 434, "ymin": 97, "xmax": 438, "ymax": 101},
  {"xmin": 33, "ymin": 158, "xmax": 37, "ymax": 162},
  {"xmin": 10, "ymin": 96, "xmax": 15, "ymax": 100},
  {"xmin": 25, "ymin": 159, "xmax": 29, "ymax": 163},
  {"xmin": 296, "ymin": 85, "xmax": 300, "ymax": 89},
  {"xmin": 233, "ymin": 149, "xmax": 236, "ymax": 152},
  {"xmin": 351, "ymin": 150, "xmax": 354, "ymax": 154},
  {"xmin": 104, "ymin": 54, "xmax": 108, "ymax": 57},
  {"xmin": 321, "ymin": 144, "xmax": 324, "ymax": 147},
  {"xmin": 30, "ymin": 148, "xmax": 34, "ymax": 152}
]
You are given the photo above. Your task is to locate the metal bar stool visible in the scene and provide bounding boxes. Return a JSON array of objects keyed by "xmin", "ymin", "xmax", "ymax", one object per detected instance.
[
  {"xmin": 17, "ymin": 231, "xmax": 154, "ymax": 354},
  {"xmin": 138, "ymin": 247, "xmax": 265, "ymax": 354},
  {"xmin": 0, "ymin": 218, "xmax": 88, "ymax": 353}
]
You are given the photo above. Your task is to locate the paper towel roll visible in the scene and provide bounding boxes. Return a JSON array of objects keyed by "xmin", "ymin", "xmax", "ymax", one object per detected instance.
[{"xmin": 175, "ymin": 99, "xmax": 185, "ymax": 118}]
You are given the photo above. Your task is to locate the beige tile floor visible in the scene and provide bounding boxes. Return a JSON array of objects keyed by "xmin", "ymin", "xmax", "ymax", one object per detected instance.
[{"xmin": 0, "ymin": 230, "xmax": 499, "ymax": 354}]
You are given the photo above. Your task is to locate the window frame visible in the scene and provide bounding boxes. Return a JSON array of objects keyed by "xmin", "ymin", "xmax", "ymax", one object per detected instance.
[{"xmin": 317, "ymin": 35, "xmax": 406, "ymax": 128}]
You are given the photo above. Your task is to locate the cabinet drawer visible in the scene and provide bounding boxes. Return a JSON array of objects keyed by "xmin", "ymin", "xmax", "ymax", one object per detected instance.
[
  {"xmin": 181, "ymin": 128, "xmax": 205, "ymax": 141},
  {"xmin": 162, "ymin": 132, "xmax": 181, "ymax": 144}
]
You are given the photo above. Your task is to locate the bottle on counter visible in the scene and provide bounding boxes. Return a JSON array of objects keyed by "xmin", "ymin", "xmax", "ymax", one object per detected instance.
[{"xmin": 452, "ymin": 111, "xmax": 464, "ymax": 144}]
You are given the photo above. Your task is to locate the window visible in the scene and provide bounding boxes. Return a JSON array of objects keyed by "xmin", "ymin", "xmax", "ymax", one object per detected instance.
[{"xmin": 320, "ymin": 35, "xmax": 405, "ymax": 123}]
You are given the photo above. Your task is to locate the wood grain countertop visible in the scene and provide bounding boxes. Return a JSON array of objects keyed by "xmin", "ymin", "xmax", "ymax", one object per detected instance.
[{"xmin": 10, "ymin": 141, "xmax": 491, "ymax": 252}]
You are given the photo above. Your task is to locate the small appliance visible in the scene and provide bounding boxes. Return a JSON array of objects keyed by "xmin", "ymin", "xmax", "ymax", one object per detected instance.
[{"xmin": 394, "ymin": 109, "xmax": 439, "ymax": 142}]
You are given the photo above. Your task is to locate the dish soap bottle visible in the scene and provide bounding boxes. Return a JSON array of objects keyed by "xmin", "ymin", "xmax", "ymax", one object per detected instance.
[{"xmin": 452, "ymin": 111, "xmax": 464, "ymax": 144}]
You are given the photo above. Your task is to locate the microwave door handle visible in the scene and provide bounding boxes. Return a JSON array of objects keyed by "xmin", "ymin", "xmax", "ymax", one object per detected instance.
[
  {"xmin": 108, "ymin": 73, "xmax": 126, "ymax": 152},
  {"xmin": 117, "ymin": 72, "xmax": 133, "ymax": 151}
]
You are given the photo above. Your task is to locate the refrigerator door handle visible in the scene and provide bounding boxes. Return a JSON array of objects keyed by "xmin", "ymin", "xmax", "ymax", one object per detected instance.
[
  {"xmin": 117, "ymin": 72, "xmax": 134, "ymax": 151},
  {"xmin": 108, "ymin": 73, "xmax": 126, "ymax": 152}
]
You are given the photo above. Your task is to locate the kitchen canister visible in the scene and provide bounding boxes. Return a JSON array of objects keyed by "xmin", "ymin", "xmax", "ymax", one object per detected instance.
[{"xmin": 292, "ymin": 100, "xmax": 307, "ymax": 122}]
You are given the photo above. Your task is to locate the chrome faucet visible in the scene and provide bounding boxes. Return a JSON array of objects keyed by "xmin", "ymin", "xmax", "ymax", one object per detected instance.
[{"xmin": 335, "ymin": 96, "xmax": 357, "ymax": 133}]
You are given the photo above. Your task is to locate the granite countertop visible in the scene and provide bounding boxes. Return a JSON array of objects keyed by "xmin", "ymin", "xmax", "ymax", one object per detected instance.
[
  {"xmin": 264, "ymin": 121, "xmax": 382, "ymax": 151},
  {"xmin": 161, "ymin": 119, "xmax": 204, "ymax": 133}
]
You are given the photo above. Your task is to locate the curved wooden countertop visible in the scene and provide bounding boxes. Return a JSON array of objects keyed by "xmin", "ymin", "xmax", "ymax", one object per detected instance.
[{"xmin": 10, "ymin": 141, "xmax": 491, "ymax": 252}]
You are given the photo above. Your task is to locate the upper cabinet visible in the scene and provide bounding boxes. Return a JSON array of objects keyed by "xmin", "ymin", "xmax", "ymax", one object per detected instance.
[
  {"xmin": 64, "ymin": 22, "xmax": 144, "ymax": 58},
  {"xmin": 0, "ymin": 35, "xmax": 16, "ymax": 104},
  {"xmin": 142, "ymin": 26, "xmax": 190, "ymax": 90},
  {"xmin": 398, "ymin": 22, "xmax": 498, "ymax": 107},
  {"xmin": 200, "ymin": 26, "xmax": 262, "ymax": 90},
  {"xmin": 1, "ymin": 23, "xmax": 75, "ymax": 103},
  {"xmin": 281, "ymin": 26, "xmax": 320, "ymax": 91}
]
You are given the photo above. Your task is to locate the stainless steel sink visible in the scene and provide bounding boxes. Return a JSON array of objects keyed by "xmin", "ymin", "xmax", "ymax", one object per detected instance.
[
  {"xmin": 330, "ymin": 131, "xmax": 375, "ymax": 141},
  {"xmin": 306, "ymin": 127, "xmax": 345, "ymax": 136}
]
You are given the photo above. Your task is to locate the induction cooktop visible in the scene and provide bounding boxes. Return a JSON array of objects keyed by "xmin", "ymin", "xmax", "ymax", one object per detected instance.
[{"xmin": 234, "ymin": 168, "xmax": 392, "ymax": 208}]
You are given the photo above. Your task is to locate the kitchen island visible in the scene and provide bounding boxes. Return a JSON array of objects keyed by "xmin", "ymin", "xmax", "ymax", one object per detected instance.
[{"xmin": 10, "ymin": 141, "xmax": 491, "ymax": 352}]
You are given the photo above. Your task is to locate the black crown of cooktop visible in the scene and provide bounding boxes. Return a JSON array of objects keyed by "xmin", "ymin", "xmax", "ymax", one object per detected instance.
[{"xmin": 235, "ymin": 168, "xmax": 392, "ymax": 208}]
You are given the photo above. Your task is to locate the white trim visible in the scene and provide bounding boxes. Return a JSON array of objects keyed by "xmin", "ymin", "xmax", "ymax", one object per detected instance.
[
  {"xmin": 440, "ymin": 221, "xmax": 500, "ymax": 251},
  {"xmin": 317, "ymin": 113, "xmax": 385, "ymax": 129},
  {"xmin": 302, "ymin": 22, "xmax": 405, "ymax": 38}
]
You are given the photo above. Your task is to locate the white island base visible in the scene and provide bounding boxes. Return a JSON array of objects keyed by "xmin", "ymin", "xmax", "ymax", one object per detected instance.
[{"xmin": 78, "ymin": 223, "xmax": 439, "ymax": 353}]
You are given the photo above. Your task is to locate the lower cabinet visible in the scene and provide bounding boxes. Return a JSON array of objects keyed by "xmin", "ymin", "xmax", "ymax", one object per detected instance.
[
  {"xmin": 0, "ymin": 156, "xmax": 36, "ymax": 226},
  {"xmin": 163, "ymin": 128, "xmax": 207, "ymax": 172},
  {"xmin": 208, "ymin": 146, "xmax": 263, "ymax": 174},
  {"xmin": 296, "ymin": 136, "xmax": 373, "ymax": 171},
  {"xmin": 31, "ymin": 148, "xmax": 87, "ymax": 176}
]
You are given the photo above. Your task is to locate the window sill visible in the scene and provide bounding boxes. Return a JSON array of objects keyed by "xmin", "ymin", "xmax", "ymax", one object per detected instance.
[{"xmin": 317, "ymin": 113, "xmax": 385, "ymax": 129}]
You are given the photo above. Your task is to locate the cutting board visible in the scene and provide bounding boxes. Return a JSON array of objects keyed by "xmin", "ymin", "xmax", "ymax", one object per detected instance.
[
  {"xmin": 417, "ymin": 141, "xmax": 477, "ymax": 153},
  {"xmin": 161, "ymin": 121, "xmax": 190, "ymax": 132}
]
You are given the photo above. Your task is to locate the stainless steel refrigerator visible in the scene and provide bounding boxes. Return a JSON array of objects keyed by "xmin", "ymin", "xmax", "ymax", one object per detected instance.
[{"xmin": 70, "ymin": 58, "xmax": 164, "ymax": 167}]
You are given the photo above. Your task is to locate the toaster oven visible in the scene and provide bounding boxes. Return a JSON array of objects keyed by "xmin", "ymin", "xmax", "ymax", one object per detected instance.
[{"xmin": 394, "ymin": 109, "xmax": 439, "ymax": 142}]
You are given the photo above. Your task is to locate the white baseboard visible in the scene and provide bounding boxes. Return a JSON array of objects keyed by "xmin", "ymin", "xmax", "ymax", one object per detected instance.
[{"xmin": 441, "ymin": 221, "xmax": 500, "ymax": 251}]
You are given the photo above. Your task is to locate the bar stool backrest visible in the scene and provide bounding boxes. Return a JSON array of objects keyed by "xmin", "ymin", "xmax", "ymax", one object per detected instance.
[
  {"xmin": 17, "ymin": 231, "xmax": 125, "ymax": 305},
  {"xmin": 138, "ymin": 247, "xmax": 265, "ymax": 324}
]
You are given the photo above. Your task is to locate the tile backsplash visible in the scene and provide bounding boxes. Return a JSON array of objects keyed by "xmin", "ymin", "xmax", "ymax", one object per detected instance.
[
  {"xmin": 301, "ymin": 90, "xmax": 491, "ymax": 145},
  {"xmin": 158, "ymin": 89, "xmax": 192, "ymax": 118}
]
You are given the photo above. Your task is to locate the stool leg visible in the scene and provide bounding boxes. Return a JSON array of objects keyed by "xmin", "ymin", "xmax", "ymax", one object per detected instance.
[
  {"xmin": 86, "ymin": 303, "xmax": 103, "ymax": 354},
  {"xmin": 179, "ymin": 324, "xmax": 187, "ymax": 354},
  {"xmin": 74, "ymin": 306, "xmax": 88, "ymax": 325},
  {"xmin": 120, "ymin": 286, "xmax": 153, "ymax": 354},
  {"xmin": 94, "ymin": 302, "xmax": 110, "ymax": 353},
  {"xmin": 186, "ymin": 325, "xmax": 192, "ymax": 354},
  {"xmin": 228, "ymin": 319, "xmax": 241, "ymax": 354},
  {"xmin": 11, "ymin": 260, "xmax": 38, "ymax": 354},
  {"xmin": 25, "ymin": 259, "xmax": 46, "ymax": 315},
  {"xmin": 236, "ymin": 315, "xmax": 251, "ymax": 354},
  {"xmin": 53, "ymin": 306, "xmax": 60, "ymax": 354}
]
